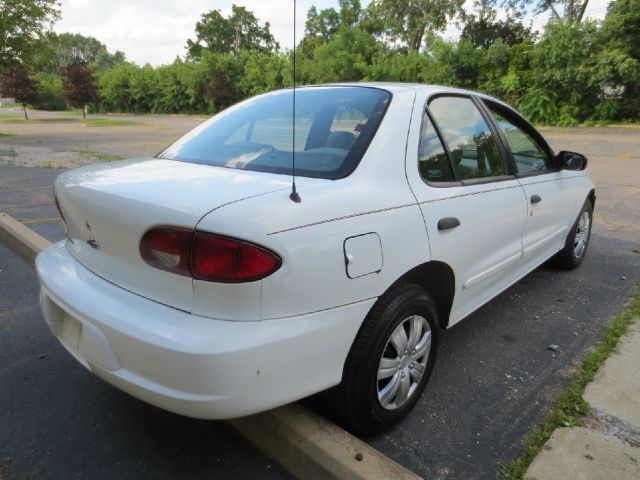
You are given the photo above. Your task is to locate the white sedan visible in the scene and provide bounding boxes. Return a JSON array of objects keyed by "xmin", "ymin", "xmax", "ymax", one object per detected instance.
[{"xmin": 37, "ymin": 83, "xmax": 595, "ymax": 432}]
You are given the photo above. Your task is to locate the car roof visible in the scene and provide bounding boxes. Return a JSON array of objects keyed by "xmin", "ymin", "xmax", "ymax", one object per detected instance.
[{"xmin": 297, "ymin": 82, "xmax": 509, "ymax": 108}]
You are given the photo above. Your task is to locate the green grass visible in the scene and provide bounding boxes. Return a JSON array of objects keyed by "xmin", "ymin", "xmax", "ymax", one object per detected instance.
[
  {"xmin": 0, "ymin": 117, "xmax": 146, "ymax": 126},
  {"xmin": 84, "ymin": 118, "xmax": 146, "ymax": 127},
  {"xmin": 91, "ymin": 152, "xmax": 124, "ymax": 161},
  {"xmin": 60, "ymin": 109, "xmax": 84, "ymax": 115},
  {"xmin": 0, "ymin": 113, "xmax": 20, "ymax": 119},
  {"xmin": 78, "ymin": 146, "xmax": 124, "ymax": 162},
  {"xmin": 0, "ymin": 131, "xmax": 15, "ymax": 137},
  {"xmin": 0, "ymin": 117, "xmax": 81, "ymax": 124},
  {"xmin": 499, "ymin": 286, "xmax": 640, "ymax": 479}
]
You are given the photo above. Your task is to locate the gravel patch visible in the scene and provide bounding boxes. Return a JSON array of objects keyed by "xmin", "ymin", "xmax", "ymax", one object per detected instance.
[{"xmin": 0, "ymin": 145, "xmax": 98, "ymax": 168}]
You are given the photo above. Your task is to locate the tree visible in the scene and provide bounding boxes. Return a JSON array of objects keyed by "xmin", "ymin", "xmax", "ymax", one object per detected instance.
[
  {"xmin": 502, "ymin": 0, "xmax": 590, "ymax": 24},
  {"xmin": 538, "ymin": 0, "xmax": 590, "ymax": 24},
  {"xmin": 62, "ymin": 66, "xmax": 98, "ymax": 118},
  {"xmin": 594, "ymin": 0, "xmax": 640, "ymax": 119},
  {"xmin": 462, "ymin": 8, "xmax": 532, "ymax": 48},
  {"xmin": 0, "ymin": 69, "xmax": 40, "ymax": 119},
  {"xmin": 600, "ymin": 0, "xmax": 640, "ymax": 60},
  {"xmin": 33, "ymin": 32, "xmax": 126, "ymax": 74},
  {"xmin": 186, "ymin": 4, "xmax": 277, "ymax": 60},
  {"xmin": 0, "ymin": 0, "xmax": 60, "ymax": 71},
  {"xmin": 368, "ymin": 0, "xmax": 464, "ymax": 51}
]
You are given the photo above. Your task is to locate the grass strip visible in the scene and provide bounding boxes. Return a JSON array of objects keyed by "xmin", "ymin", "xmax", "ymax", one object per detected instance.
[
  {"xmin": 0, "ymin": 118, "xmax": 80, "ymax": 124},
  {"xmin": 499, "ymin": 285, "xmax": 640, "ymax": 479},
  {"xmin": 84, "ymin": 118, "xmax": 145, "ymax": 127}
]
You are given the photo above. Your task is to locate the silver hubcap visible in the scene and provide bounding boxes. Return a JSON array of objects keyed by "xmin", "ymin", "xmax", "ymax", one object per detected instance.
[
  {"xmin": 377, "ymin": 315, "xmax": 431, "ymax": 410},
  {"xmin": 573, "ymin": 211, "xmax": 591, "ymax": 259}
]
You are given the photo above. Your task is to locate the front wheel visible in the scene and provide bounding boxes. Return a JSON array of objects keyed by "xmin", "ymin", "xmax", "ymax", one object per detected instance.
[
  {"xmin": 554, "ymin": 200, "xmax": 593, "ymax": 269},
  {"xmin": 326, "ymin": 283, "xmax": 440, "ymax": 433}
]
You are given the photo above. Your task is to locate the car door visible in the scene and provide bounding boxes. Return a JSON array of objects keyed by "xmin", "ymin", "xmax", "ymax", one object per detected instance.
[
  {"xmin": 405, "ymin": 94, "xmax": 529, "ymax": 326},
  {"xmin": 480, "ymin": 99, "xmax": 578, "ymax": 281}
]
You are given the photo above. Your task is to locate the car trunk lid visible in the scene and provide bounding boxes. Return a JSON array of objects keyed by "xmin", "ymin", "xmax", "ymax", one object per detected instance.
[{"xmin": 55, "ymin": 158, "xmax": 296, "ymax": 311}]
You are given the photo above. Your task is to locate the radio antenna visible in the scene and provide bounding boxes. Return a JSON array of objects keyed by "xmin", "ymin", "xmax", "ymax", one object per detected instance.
[{"xmin": 289, "ymin": 0, "xmax": 301, "ymax": 203}]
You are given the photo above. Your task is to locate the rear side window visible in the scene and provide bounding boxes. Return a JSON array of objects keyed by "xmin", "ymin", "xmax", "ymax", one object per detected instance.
[
  {"xmin": 419, "ymin": 112, "xmax": 454, "ymax": 182},
  {"xmin": 159, "ymin": 87, "xmax": 391, "ymax": 180},
  {"xmin": 428, "ymin": 96, "xmax": 505, "ymax": 181}
]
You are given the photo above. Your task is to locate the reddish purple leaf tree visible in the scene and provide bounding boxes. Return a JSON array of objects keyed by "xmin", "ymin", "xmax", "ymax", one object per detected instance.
[
  {"xmin": 0, "ymin": 69, "xmax": 40, "ymax": 120},
  {"xmin": 62, "ymin": 66, "xmax": 98, "ymax": 118}
]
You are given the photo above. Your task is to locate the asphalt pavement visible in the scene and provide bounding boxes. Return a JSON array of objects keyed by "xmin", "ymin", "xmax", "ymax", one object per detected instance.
[{"xmin": 0, "ymin": 240, "xmax": 293, "ymax": 480}]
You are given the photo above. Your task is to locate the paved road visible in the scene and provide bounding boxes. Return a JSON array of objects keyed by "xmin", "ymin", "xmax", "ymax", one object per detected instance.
[{"xmin": 1, "ymin": 124, "xmax": 639, "ymax": 479}]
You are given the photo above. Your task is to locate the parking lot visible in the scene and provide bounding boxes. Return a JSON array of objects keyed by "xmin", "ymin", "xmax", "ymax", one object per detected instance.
[{"xmin": 1, "ymin": 111, "xmax": 639, "ymax": 479}]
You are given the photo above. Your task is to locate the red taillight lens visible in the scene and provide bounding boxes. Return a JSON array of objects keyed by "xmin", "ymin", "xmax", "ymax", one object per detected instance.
[
  {"xmin": 192, "ymin": 232, "xmax": 281, "ymax": 283},
  {"xmin": 140, "ymin": 227, "xmax": 281, "ymax": 282},
  {"xmin": 140, "ymin": 227, "xmax": 193, "ymax": 277}
]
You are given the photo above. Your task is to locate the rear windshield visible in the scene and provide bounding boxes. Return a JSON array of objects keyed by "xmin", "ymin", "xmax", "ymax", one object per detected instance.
[{"xmin": 158, "ymin": 87, "xmax": 391, "ymax": 179}]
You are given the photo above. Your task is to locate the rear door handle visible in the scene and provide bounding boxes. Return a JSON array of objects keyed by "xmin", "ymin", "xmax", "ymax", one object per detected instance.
[
  {"xmin": 530, "ymin": 194, "xmax": 542, "ymax": 204},
  {"xmin": 438, "ymin": 217, "xmax": 461, "ymax": 231}
]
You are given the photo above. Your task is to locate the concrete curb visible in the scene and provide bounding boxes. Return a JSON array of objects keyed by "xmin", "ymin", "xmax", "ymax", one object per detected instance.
[
  {"xmin": 0, "ymin": 212, "xmax": 51, "ymax": 262},
  {"xmin": 0, "ymin": 212, "xmax": 421, "ymax": 480},
  {"xmin": 231, "ymin": 405, "xmax": 421, "ymax": 480}
]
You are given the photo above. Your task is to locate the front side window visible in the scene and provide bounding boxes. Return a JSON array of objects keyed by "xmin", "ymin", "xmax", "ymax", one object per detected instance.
[
  {"xmin": 489, "ymin": 108, "xmax": 552, "ymax": 174},
  {"xmin": 428, "ymin": 96, "xmax": 506, "ymax": 181},
  {"xmin": 159, "ymin": 87, "xmax": 390, "ymax": 179}
]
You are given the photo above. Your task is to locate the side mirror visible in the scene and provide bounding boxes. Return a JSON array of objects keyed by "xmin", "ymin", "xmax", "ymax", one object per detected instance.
[{"xmin": 557, "ymin": 151, "xmax": 588, "ymax": 171}]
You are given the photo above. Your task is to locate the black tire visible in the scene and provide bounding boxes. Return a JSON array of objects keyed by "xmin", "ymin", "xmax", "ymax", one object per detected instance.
[
  {"xmin": 326, "ymin": 282, "xmax": 440, "ymax": 433},
  {"xmin": 554, "ymin": 200, "xmax": 593, "ymax": 270}
]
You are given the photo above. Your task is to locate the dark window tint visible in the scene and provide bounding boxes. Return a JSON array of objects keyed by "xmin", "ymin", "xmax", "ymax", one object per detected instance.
[
  {"xmin": 428, "ymin": 96, "xmax": 505, "ymax": 180},
  {"xmin": 490, "ymin": 109, "xmax": 551, "ymax": 174},
  {"xmin": 159, "ymin": 87, "xmax": 390, "ymax": 180},
  {"xmin": 419, "ymin": 112, "xmax": 454, "ymax": 182}
]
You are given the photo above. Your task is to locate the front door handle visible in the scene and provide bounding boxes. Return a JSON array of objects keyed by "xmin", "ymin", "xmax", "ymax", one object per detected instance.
[
  {"xmin": 530, "ymin": 194, "xmax": 542, "ymax": 204},
  {"xmin": 438, "ymin": 217, "xmax": 461, "ymax": 231}
]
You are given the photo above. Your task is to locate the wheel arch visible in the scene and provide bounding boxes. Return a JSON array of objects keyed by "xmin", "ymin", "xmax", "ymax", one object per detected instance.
[
  {"xmin": 386, "ymin": 261, "xmax": 456, "ymax": 329},
  {"xmin": 587, "ymin": 188, "xmax": 596, "ymax": 209}
]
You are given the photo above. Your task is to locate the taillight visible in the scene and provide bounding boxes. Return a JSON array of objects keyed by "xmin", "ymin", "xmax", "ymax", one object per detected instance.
[
  {"xmin": 140, "ymin": 227, "xmax": 193, "ymax": 277},
  {"xmin": 140, "ymin": 227, "xmax": 281, "ymax": 283},
  {"xmin": 192, "ymin": 232, "xmax": 281, "ymax": 282}
]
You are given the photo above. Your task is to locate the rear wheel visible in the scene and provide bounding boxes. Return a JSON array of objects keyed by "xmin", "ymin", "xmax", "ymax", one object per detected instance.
[
  {"xmin": 554, "ymin": 201, "xmax": 593, "ymax": 270},
  {"xmin": 326, "ymin": 283, "xmax": 440, "ymax": 433}
]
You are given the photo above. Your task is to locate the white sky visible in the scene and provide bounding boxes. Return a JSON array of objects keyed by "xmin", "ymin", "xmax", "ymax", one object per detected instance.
[{"xmin": 53, "ymin": 0, "xmax": 612, "ymax": 66}]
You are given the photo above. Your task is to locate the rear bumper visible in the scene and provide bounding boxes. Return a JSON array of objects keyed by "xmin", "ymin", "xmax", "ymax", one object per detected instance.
[{"xmin": 36, "ymin": 241, "xmax": 374, "ymax": 419}]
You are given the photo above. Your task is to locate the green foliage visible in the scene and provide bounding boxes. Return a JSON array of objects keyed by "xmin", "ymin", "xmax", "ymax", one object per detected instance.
[
  {"xmin": 369, "ymin": 0, "xmax": 464, "ymax": 50},
  {"xmin": 13, "ymin": 0, "xmax": 640, "ymax": 125},
  {"xmin": 0, "ymin": 0, "xmax": 60, "ymax": 70},
  {"xmin": 462, "ymin": 8, "xmax": 532, "ymax": 48},
  {"xmin": 33, "ymin": 71, "xmax": 65, "ymax": 110},
  {"xmin": 186, "ymin": 4, "xmax": 277, "ymax": 60},
  {"xmin": 32, "ymin": 32, "xmax": 126, "ymax": 74}
]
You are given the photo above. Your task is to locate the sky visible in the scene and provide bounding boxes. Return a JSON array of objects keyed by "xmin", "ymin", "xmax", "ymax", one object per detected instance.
[{"xmin": 53, "ymin": 0, "xmax": 612, "ymax": 66}]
